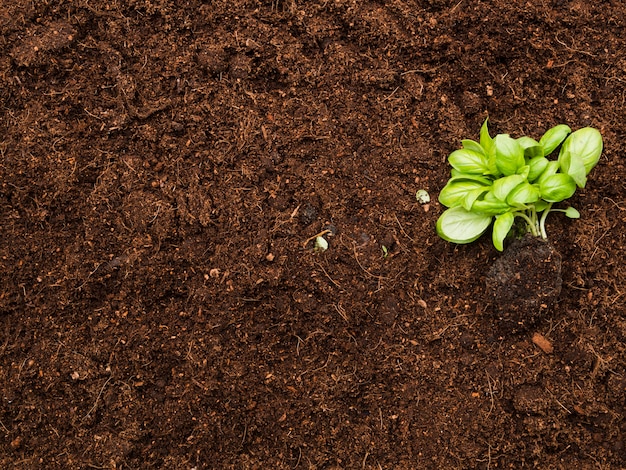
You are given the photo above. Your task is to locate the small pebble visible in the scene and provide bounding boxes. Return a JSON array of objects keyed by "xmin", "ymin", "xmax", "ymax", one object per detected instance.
[{"xmin": 532, "ymin": 332, "xmax": 553, "ymax": 354}]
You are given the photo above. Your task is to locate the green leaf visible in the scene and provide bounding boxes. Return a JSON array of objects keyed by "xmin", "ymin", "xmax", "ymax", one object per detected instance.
[
  {"xmin": 461, "ymin": 139, "xmax": 485, "ymax": 155},
  {"xmin": 494, "ymin": 134, "xmax": 525, "ymax": 176},
  {"xmin": 436, "ymin": 206, "xmax": 493, "ymax": 244},
  {"xmin": 565, "ymin": 207, "xmax": 580, "ymax": 218},
  {"xmin": 448, "ymin": 148, "xmax": 490, "ymax": 175},
  {"xmin": 471, "ymin": 191, "xmax": 511, "ymax": 215},
  {"xmin": 536, "ymin": 160, "xmax": 561, "ymax": 186},
  {"xmin": 539, "ymin": 174, "xmax": 577, "ymax": 202},
  {"xmin": 462, "ymin": 186, "xmax": 490, "ymax": 211},
  {"xmin": 527, "ymin": 156, "xmax": 549, "ymax": 182},
  {"xmin": 534, "ymin": 200, "xmax": 549, "ymax": 212},
  {"xmin": 517, "ymin": 136, "xmax": 544, "ymax": 158},
  {"xmin": 493, "ymin": 174, "xmax": 525, "ymax": 201},
  {"xmin": 539, "ymin": 124, "xmax": 571, "ymax": 156},
  {"xmin": 448, "ymin": 174, "xmax": 494, "ymax": 185},
  {"xmin": 492, "ymin": 212, "xmax": 515, "ymax": 252},
  {"xmin": 506, "ymin": 182, "xmax": 540, "ymax": 206},
  {"xmin": 480, "ymin": 118, "xmax": 493, "ymax": 151},
  {"xmin": 558, "ymin": 150, "xmax": 587, "ymax": 188},
  {"xmin": 439, "ymin": 179, "xmax": 492, "ymax": 208},
  {"xmin": 560, "ymin": 127, "xmax": 603, "ymax": 175},
  {"xmin": 480, "ymin": 119, "xmax": 499, "ymax": 176},
  {"xmin": 516, "ymin": 165, "xmax": 530, "ymax": 180}
]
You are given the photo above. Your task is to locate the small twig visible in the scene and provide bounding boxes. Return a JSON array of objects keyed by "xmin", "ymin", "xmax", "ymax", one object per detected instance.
[
  {"xmin": 315, "ymin": 262, "xmax": 342, "ymax": 288},
  {"xmin": 485, "ymin": 373, "xmax": 495, "ymax": 417},
  {"xmin": 352, "ymin": 244, "xmax": 388, "ymax": 281},
  {"xmin": 302, "ymin": 229, "xmax": 331, "ymax": 248},
  {"xmin": 394, "ymin": 213, "xmax": 414, "ymax": 242},
  {"xmin": 83, "ymin": 376, "xmax": 112, "ymax": 420},
  {"xmin": 545, "ymin": 387, "xmax": 572, "ymax": 414}
]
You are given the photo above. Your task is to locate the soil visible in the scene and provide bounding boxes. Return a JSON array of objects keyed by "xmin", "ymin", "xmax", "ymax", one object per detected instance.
[
  {"xmin": 1, "ymin": 1, "xmax": 626, "ymax": 469},
  {"xmin": 486, "ymin": 234, "xmax": 563, "ymax": 335}
]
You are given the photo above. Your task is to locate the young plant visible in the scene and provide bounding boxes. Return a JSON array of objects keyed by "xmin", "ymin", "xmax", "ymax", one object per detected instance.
[{"xmin": 436, "ymin": 119, "xmax": 603, "ymax": 251}]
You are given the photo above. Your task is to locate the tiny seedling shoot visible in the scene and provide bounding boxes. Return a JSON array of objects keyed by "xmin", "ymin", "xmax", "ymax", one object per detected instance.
[{"xmin": 436, "ymin": 119, "xmax": 603, "ymax": 251}]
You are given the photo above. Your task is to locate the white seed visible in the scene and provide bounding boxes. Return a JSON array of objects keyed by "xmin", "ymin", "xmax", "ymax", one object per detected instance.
[
  {"xmin": 416, "ymin": 189, "xmax": 431, "ymax": 204},
  {"xmin": 314, "ymin": 236, "xmax": 328, "ymax": 252}
]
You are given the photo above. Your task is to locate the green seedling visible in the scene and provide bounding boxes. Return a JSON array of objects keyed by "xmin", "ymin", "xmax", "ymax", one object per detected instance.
[{"xmin": 436, "ymin": 119, "xmax": 603, "ymax": 251}]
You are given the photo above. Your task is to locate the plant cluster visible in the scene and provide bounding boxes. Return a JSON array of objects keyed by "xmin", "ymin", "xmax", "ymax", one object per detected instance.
[{"xmin": 436, "ymin": 119, "xmax": 603, "ymax": 251}]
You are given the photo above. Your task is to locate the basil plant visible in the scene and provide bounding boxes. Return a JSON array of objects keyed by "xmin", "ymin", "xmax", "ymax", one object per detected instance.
[{"xmin": 436, "ymin": 119, "xmax": 603, "ymax": 251}]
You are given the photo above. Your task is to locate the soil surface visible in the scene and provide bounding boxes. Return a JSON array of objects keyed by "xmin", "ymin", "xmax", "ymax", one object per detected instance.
[
  {"xmin": 486, "ymin": 234, "xmax": 563, "ymax": 335},
  {"xmin": 2, "ymin": 1, "xmax": 626, "ymax": 469}
]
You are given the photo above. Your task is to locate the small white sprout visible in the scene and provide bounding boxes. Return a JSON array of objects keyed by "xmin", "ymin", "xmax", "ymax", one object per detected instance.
[
  {"xmin": 416, "ymin": 189, "xmax": 431, "ymax": 204},
  {"xmin": 314, "ymin": 236, "xmax": 328, "ymax": 252}
]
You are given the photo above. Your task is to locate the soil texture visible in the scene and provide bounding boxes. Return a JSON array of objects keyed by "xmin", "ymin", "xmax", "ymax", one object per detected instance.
[
  {"xmin": 486, "ymin": 234, "xmax": 563, "ymax": 334},
  {"xmin": 2, "ymin": 1, "xmax": 626, "ymax": 469}
]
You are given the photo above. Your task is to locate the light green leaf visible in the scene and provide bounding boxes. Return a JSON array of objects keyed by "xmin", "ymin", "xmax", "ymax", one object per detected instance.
[
  {"xmin": 461, "ymin": 139, "xmax": 485, "ymax": 155},
  {"xmin": 506, "ymin": 182, "xmax": 540, "ymax": 206},
  {"xmin": 493, "ymin": 174, "xmax": 525, "ymax": 201},
  {"xmin": 539, "ymin": 124, "xmax": 571, "ymax": 156},
  {"xmin": 565, "ymin": 207, "xmax": 580, "ymax": 218},
  {"xmin": 534, "ymin": 200, "xmax": 549, "ymax": 212},
  {"xmin": 480, "ymin": 118, "xmax": 493, "ymax": 151},
  {"xmin": 527, "ymin": 156, "xmax": 549, "ymax": 182},
  {"xmin": 516, "ymin": 165, "xmax": 530, "ymax": 179},
  {"xmin": 480, "ymin": 119, "xmax": 499, "ymax": 176},
  {"xmin": 471, "ymin": 192, "xmax": 511, "ymax": 215},
  {"xmin": 436, "ymin": 206, "xmax": 493, "ymax": 244},
  {"xmin": 448, "ymin": 148, "xmax": 490, "ymax": 175},
  {"xmin": 536, "ymin": 160, "xmax": 561, "ymax": 186},
  {"xmin": 560, "ymin": 127, "xmax": 603, "ymax": 175},
  {"xmin": 558, "ymin": 150, "xmax": 587, "ymax": 188},
  {"xmin": 462, "ymin": 186, "xmax": 490, "ymax": 211},
  {"xmin": 539, "ymin": 174, "xmax": 577, "ymax": 203},
  {"xmin": 439, "ymin": 179, "xmax": 491, "ymax": 208},
  {"xmin": 448, "ymin": 174, "xmax": 494, "ymax": 185},
  {"xmin": 517, "ymin": 136, "xmax": 544, "ymax": 158},
  {"xmin": 494, "ymin": 134, "xmax": 525, "ymax": 176},
  {"xmin": 492, "ymin": 212, "xmax": 515, "ymax": 252}
]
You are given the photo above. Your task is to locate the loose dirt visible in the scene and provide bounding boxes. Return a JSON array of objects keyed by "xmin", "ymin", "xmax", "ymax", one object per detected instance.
[{"xmin": 1, "ymin": 1, "xmax": 626, "ymax": 468}]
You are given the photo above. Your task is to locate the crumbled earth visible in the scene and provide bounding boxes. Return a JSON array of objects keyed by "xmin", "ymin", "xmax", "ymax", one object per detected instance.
[
  {"xmin": 486, "ymin": 235, "xmax": 562, "ymax": 335},
  {"xmin": 2, "ymin": 1, "xmax": 626, "ymax": 469}
]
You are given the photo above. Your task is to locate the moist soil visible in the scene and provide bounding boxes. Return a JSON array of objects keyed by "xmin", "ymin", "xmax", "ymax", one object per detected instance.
[
  {"xmin": 486, "ymin": 234, "xmax": 563, "ymax": 335},
  {"xmin": 1, "ymin": 1, "xmax": 626, "ymax": 469}
]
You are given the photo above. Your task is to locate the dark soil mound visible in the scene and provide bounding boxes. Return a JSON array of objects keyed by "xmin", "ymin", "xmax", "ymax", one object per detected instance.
[{"xmin": 486, "ymin": 235, "xmax": 562, "ymax": 334}]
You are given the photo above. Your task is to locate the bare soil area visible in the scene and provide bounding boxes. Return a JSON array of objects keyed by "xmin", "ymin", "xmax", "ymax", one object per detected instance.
[{"xmin": 1, "ymin": 1, "xmax": 626, "ymax": 468}]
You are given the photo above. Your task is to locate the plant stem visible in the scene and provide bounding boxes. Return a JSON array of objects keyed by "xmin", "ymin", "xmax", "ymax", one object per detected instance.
[
  {"xmin": 538, "ymin": 202, "xmax": 553, "ymax": 240},
  {"xmin": 515, "ymin": 211, "xmax": 538, "ymax": 237}
]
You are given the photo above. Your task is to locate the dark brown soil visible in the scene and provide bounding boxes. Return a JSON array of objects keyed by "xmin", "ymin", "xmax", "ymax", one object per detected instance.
[
  {"xmin": 486, "ymin": 234, "xmax": 562, "ymax": 335},
  {"xmin": 2, "ymin": 1, "xmax": 626, "ymax": 469}
]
